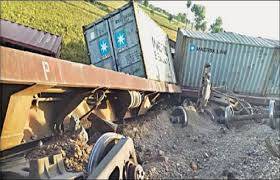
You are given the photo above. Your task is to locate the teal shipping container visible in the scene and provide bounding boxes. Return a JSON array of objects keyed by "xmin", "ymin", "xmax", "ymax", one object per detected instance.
[
  {"xmin": 83, "ymin": 2, "xmax": 176, "ymax": 83},
  {"xmin": 174, "ymin": 29, "xmax": 280, "ymax": 97}
]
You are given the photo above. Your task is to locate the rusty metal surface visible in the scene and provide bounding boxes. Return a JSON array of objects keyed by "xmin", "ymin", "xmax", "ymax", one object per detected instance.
[
  {"xmin": 0, "ymin": 46, "xmax": 181, "ymax": 93},
  {"xmin": 0, "ymin": 19, "xmax": 62, "ymax": 57}
]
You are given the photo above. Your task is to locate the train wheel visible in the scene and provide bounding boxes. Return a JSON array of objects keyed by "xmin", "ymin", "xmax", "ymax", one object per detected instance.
[{"xmin": 87, "ymin": 132, "xmax": 124, "ymax": 174}]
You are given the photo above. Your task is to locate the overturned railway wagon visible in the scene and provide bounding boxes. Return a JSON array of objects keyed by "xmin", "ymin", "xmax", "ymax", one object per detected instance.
[
  {"xmin": 174, "ymin": 29, "xmax": 280, "ymax": 97},
  {"xmin": 83, "ymin": 2, "xmax": 176, "ymax": 83}
]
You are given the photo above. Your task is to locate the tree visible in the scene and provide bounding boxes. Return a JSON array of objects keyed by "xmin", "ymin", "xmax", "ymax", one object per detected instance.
[
  {"xmin": 186, "ymin": 0, "xmax": 192, "ymax": 8},
  {"xmin": 175, "ymin": 13, "xmax": 186, "ymax": 23},
  {"xmin": 168, "ymin": 14, "xmax": 173, "ymax": 22},
  {"xmin": 185, "ymin": 0, "xmax": 192, "ymax": 26},
  {"xmin": 148, "ymin": 4, "xmax": 154, "ymax": 9},
  {"xmin": 210, "ymin": 16, "xmax": 224, "ymax": 33},
  {"xmin": 191, "ymin": 4, "xmax": 207, "ymax": 32},
  {"xmin": 143, "ymin": 0, "xmax": 148, "ymax": 7}
]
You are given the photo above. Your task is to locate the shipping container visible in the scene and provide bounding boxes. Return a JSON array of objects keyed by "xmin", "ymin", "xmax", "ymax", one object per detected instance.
[
  {"xmin": 83, "ymin": 2, "xmax": 176, "ymax": 83},
  {"xmin": 0, "ymin": 19, "xmax": 62, "ymax": 57},
  {"xmin": 83, "ymin": 19, "xmax": 117, "ymax": 71},
  {"xmin": 174, "ymin": 29, "xmax": 280, "ymax": 97}
]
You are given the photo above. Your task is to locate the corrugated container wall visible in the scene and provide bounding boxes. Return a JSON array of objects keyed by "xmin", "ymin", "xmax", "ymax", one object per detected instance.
[
  {"xmin": 174, "ymin": 29, "xmax": 280, "ymax": 97},
  {"xmin": 83, "ymin": 2, "xmax": 176, "ymax": 83},
  {"xmin": 0, "ymin": 19, "xmax": 62, "ymax": 57}
]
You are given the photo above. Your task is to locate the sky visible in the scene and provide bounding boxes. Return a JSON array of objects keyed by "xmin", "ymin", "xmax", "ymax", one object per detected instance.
[{"xmin": 149, "ymin": 1, "xmax": 279, "ymax": 40}]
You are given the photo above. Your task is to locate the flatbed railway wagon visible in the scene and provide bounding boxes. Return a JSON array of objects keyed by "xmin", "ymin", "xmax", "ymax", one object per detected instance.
[{"xmin": 0, "ymin": 46, "xmax": 181, "ymax": 179}]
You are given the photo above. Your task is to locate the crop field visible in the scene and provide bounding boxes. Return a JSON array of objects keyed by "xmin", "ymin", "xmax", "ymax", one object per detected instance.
[
  {"xmin": 139, "ymin": 4, "xmax": 187, "ymax": 41},
  {"xmin": 1, "ymin": 1, "xmax": 184, "ymax": 63}
]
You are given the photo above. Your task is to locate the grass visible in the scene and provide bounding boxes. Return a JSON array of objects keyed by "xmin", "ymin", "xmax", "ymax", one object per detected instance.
[
  {"xmin": 139, "ymin": 4, "xmax": 187, "ymax": 40},
  {"xmin": 1, "ymin": 1, "xmax": 184, "ymax": 63}
]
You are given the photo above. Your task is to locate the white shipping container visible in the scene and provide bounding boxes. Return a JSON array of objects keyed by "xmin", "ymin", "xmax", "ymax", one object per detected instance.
[{"xmin": 83, "ymin": 2, "xmax": 176, "ymax": 83}]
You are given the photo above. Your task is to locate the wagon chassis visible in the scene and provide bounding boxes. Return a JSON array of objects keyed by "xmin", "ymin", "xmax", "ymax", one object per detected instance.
[{"xmin": 0, "ymin": 46, "xmax": 181, "ymax": 178}]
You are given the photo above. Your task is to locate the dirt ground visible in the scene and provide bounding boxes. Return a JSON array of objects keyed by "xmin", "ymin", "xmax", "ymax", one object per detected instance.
[
  {"xmin": 26, "ymin": 101, "xmax": 280, "ymax": 179},
  {"xmin": 122, "ymin": 103, "xmax": 280, "ymax": 179}
]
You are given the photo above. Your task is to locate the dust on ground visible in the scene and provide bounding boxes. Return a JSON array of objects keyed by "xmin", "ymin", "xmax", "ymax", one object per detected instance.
[{"xmin": 122, "ymin": 104, "xmax": 280, "ymax": 179}]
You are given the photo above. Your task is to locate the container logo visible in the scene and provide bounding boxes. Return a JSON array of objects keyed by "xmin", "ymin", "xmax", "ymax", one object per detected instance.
[
  {"xmin": 190, "ymin": 44, "xmax": 196, "ymax": 51},
  {"xmin": 98, "ymin": 38, "xmax": 110, "ymax": 57},
  {"xmin": 114, "ymin": 30, "xmax": 127, "ymax": 49},
  {"xmin": 189, "ymin": 44, "xmax": 227, "ymax": 55}
]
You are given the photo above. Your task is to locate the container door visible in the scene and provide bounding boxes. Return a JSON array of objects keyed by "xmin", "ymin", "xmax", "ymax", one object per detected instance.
[
  {"xmin": 134, "ymin": 4, "xmax": 176, "ymax": 83},
  {"xmin": 84, "ymin": 20, "xmax": 117, "ymax": 71},
  {"xmin": 108, "ymin": 6, "xmax": 146, "ymax": 77}
]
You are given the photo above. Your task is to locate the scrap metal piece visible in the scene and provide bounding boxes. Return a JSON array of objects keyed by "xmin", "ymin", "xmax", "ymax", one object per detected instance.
[{"xmin": 87, "ymin": 132, "xmax": 143, "ymax": 179}]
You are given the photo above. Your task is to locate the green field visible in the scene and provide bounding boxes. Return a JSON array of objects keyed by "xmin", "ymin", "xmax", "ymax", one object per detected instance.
[
  {"xmin": 139, "ymin": 4, "xmax": 187, "ymax": 41},
  {"xmin": 1, "ymin": 1, "xmax": 185, "ymax": 64}
]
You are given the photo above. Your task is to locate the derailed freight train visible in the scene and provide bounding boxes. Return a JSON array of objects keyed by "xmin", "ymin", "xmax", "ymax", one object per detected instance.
[
  {"xmin": 0, "ymin": 1, "xmax": 280, "ymax": 179},
  {"xmin": 0, "ymin": 5, "xmax": 181, "ymax": 177}
]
